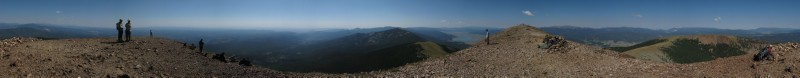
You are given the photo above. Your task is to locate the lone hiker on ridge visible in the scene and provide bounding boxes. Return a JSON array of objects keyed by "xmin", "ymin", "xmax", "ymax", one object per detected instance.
[
  {"xmin": 125, "ymin": 19, "xmax": 132, "ymax": 42},
  {"xmin": 485, "ymin": 29, "xmax": 490, "ymax": 45},
  {"xmin": 199, "ymin": 39, "xmax": 205, "ymax": 52},
  {"xmin": 115, "ymin": 19, "xmax": 124, "ymax": 42}
]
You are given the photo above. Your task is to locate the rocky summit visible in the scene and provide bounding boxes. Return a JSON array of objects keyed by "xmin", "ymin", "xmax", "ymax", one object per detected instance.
[{"xmin": 1, "ymin": 24, "xmax": 798, "ymax": 77}]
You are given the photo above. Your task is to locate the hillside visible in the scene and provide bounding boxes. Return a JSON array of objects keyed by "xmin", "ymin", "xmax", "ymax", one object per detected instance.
[
  {"xmin": 2, "ymin": 24, "xmax": 799, "ymax": 77},
  {"xmin": 354, "ymin": 24, "xmax": 799, "ymax": 77},
  {"xmin": 359, "ymin": 24, "xmax": 661, "ymax": 77},
  {"xmin": 267, "ymin": 28, "xmax": 456, "ymax": 73},
  {"xmin": 614, "ymin": 35, "xmax": 762, "ymax": 63},
  {"xmin": 0, "ymin": 37, "xmax": 310, "ymax": 77}
]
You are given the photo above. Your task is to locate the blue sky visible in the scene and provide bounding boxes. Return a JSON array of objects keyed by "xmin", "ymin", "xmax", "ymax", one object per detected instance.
[{"xmin": 1, "ymin": 0, "xmax": 798, "ymax": 29}]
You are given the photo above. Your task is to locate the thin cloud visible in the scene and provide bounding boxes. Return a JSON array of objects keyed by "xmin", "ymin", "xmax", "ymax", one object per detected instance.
[
  {"xmin": 55, "ymin": 10, "xmax": 62, "ymax": 14},
  {"xmin": 714, "ymin": 17, "xmax": 721, "ymax": 22},
  {"xmin": 632, "ymin": 14, "xmax": 643, "ymax": 18},
  {"xmin": 440, "ymin": 20, "xmax": 447, "ymax": 23},
  {"xmin": 523, "ymin": 10, "xmax": 534, "ymax": 16}
]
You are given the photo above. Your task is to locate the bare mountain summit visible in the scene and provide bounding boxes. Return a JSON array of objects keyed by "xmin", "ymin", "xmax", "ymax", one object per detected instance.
[
  {"xmin": 0, "ymin": 37, "xmax": 311, "ymax": 77},
  {"xmin": 1, "ymin": 24, "xmax": 798, "ymax": 77},
  {"xmin": 356, "ymin": 24, "xmax": 800, "ymax": 77}
]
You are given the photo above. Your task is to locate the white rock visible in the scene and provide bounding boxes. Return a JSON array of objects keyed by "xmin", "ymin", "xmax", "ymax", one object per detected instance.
[{"xmin": 134, "ymin": 64, "xmax": 142, "ymax": 69}]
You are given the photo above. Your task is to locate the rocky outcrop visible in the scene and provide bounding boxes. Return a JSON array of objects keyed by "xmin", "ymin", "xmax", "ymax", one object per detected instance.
[{"xmin": 0, "ymin": 37, "xmax": 41, "ymax": 52}]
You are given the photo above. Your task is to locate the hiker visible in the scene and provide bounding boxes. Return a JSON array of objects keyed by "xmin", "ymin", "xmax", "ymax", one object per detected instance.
[
  {"xmin": 547, "ymin": 36, "xmax": 556, "ymax": 45},
  {"xmin": 125, "ymin": 19, "xmax": 132, "ymax": 42},
  {"xmin": 149, "ymin": 30, "xmax": 153, "ymax": 37},
  {"xmin": 115, "ymin": 19, "xmax": 124, "ymax": 42},
  {"xmin": 213, "ymin": 52, "xmax": 227, "ymax": 62},
  {"xmin": 754, "ymin": 45, "xmax": 774, "ymax": 61},
  {"xmin": 767, "ymin": 45, "xmax": 774, "ymax": 58},
  {"xmin": 199, "ymin": 39, "xmax": 205, "ymax": 52},
  {"xmin": 485, "ymin": 29, "xmax": 490, "ymax": 45},
  {"xmin": 239, "ymin": 59, "xmax": 252, "ymax": 66},
  {"xmin": 189, "ymin": 44, "xmax": 196, "ymax": 50}
]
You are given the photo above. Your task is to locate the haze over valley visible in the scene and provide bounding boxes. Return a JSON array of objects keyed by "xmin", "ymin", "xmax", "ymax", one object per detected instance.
[{"xmin": 1, "ymin": 0, "xmax": 800, "ymax": 77}]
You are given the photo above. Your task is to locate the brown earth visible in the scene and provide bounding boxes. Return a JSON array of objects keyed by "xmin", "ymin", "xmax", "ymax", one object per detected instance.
[
  {"xmin": 0, "ymin": 37, "xmax": 326, "ymax": 77},
  {"xmin": 358, "ymin": 24, "xmax": 800, "ymax": 77},
  {"xmin": 1, "ymin": 24, "xmax": 799, "ymax": 77}
]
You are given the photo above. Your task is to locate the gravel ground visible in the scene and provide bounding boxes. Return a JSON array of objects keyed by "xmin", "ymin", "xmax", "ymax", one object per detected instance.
[
  {"xmin": 1, "ymin": 25, "xmax": 798, "ymax": 77},
  {"xmin": 359, "ymin": 25, "xmax": 800, "ymax": 77},
  {"xmin": 0, "ymin": 37, "xmax": 316, "ymax": 77}
]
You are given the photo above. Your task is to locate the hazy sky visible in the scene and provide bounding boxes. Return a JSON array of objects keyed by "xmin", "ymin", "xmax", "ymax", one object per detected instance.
[{"xmin": 1, "ymin": 0, "xmax": 799, "ymax": 29}]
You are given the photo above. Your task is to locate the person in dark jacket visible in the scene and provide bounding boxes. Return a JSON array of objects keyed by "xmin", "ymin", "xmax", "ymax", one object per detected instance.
[
  {"xmin": 213, "ymin": 52, "xmax": 226, "ymax": 62},
  {"xmin": 754, "ymin": 45, "xmax": 774, "ymax": 61},
  {"xmin": 116, "ymin": 19, "xmax": 124, "ymax": 42},
  {"xmin": 199, "ymin": 39, "xmax": 205, "ymax": 52},
  {"xmin": 125, "ymin": 19, "xmax": 132, "ymax": 42},
  {"xmin": 239, "ymin": 59, "xmax": 252, "ymax": 66},
  {"xmin": 149, "ymin": 30, "xmax": 153, "ymax": 37}
]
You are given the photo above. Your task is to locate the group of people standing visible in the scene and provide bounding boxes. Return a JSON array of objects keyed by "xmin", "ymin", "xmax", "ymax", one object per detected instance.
[{"xmin": 116, "ymin": 19, "xmax": 132, "ymax": 42}]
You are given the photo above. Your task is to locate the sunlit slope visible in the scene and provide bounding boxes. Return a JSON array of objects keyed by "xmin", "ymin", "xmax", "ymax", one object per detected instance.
[
  {"xmin": 415, "ymin": 41, "xmax": 449, "ymax": 58},
  {"xmin": 619, "ymin": 35, "xmax": 760, "ymax": 63}
]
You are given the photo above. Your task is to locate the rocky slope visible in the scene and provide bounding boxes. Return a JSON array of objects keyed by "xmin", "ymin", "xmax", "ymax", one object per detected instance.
[
  {"xmin": 356, "ymin": 24, "xmax": 799, "ymax": 77},
  {"xmin": 1, "ymin": 24, "xmax": 798, "ymax": 77},
  {"xmin": 0, "ymin": 37, "xmax": 316, "ymax": 77}
]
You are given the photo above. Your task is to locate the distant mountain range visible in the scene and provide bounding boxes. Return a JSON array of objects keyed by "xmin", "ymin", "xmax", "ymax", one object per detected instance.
[
  {"xmin": 2, "ymin": 23, "xmax": 799, "ymax": 72},
  {"xmin": 539, "ymin": 26, "xmax": 800, "ymax": 47},
  {"xmin": 0, "ymin": 23, "xmax": 112, "ymax": 39},
  {"xmin": 271, "ymin": 28, "xmax": 455, "ymax": 73},
  {"xmin": 0, "ymin": 23, "xmax": 480, "ymax": 73}
]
